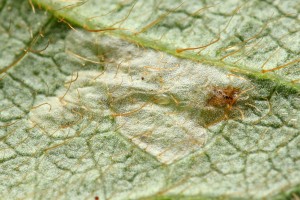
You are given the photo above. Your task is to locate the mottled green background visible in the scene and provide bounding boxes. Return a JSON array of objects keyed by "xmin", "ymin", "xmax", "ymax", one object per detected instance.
[{"xmin": 0, "ymin": 0, "xmax": 300, "ymax": 199}]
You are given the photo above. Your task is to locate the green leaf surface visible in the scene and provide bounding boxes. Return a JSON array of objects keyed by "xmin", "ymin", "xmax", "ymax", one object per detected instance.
[{"xmin": 0, "ymin": 0, "xmax": 300, "ymax": 199}]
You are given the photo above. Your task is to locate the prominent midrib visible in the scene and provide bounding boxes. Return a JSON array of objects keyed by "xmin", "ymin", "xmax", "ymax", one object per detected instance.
[{"xmin": 32, "ymin": 0, "xmax": 300, "ymax": 93}]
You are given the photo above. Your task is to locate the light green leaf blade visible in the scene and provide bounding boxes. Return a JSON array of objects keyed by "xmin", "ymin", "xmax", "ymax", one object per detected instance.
[
  {"xmin": 33, "ymin": 0, "xmax": 300, "ymax": 88},
  {"xmin": 0, "ymin": 0, "xmax": 300, "ymax": 200}
]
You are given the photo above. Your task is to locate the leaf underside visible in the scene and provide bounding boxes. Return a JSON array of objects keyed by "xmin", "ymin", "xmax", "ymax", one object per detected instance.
[{"xmin": 0, "ymin": 0, "xmax": 300, "ymax": 200}]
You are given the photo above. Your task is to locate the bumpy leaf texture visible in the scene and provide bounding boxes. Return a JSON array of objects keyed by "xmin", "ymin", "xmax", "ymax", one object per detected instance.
[{"xmin": 0, "ymin": 0, "xmax": 300, "ymax": 199}]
